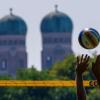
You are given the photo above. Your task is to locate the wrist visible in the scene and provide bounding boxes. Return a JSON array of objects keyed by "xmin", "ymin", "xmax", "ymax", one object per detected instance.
[
  {"xmin": 76, "ymin": 71, "xmax": 83, "ymax": 76},
  {"xmin": 94, "ymin": 74, "xmax": 100, "ymax": 80},
  {"xmin": 76, "ymin": 72, "xmax": 83, "ymax": 79}
]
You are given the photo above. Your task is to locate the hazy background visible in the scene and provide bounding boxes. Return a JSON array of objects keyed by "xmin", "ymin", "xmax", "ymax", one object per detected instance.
[{"xmin": 0, "ymin": 0, "xmax": 100, "ymax": 70}]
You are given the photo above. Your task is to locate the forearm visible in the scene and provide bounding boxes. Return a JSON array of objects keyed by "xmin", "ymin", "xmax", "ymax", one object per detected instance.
[
  {"xmin": 97, "ymin": 81, "xmax": 100, "ymax": 86},
  {"xmin": 76, "ymin": 73, "xmax": 86, "ymax": 100},
  {"xmin": 96, "ymin": 76, "xmax": 100, "ymax": 86}
]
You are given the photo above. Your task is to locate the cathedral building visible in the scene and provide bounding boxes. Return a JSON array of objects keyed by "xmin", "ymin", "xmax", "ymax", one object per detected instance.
[
  {"xmin": 0, "ymin": 6, "xmax": 73, "ymax": 75},
  {"xmin": 0, "ymin": 9, "xmax": 27, "ymax": 76},
  {"xmin": 40, "ymin": 6, "xmax": 73, "ymax": 69}
]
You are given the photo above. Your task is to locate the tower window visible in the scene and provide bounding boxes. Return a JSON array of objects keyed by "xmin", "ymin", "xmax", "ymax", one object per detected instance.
[
  {"xmin": 9, "ymin": 40, "xmax": 14, "ymax": 45},
  {"xmin": 20, "ymin": 40, "xmax": 25, "ymax": 45},
  {"xmin": 0, "ymin": 59, "xmax": 7, "ymax": 70},
  {"xmin": 13, "ymin": 40, "xmax": 18, "ymax": 45},
  {"xmin": 46, "ymin": 56, "xmax": 52, "ymax": 68}
]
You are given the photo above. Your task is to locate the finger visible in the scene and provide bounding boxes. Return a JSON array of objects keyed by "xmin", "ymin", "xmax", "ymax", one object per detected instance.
[
  {"xmin": 77, "ymin": 56, "xmax": 79, "ymax": 64},
  {"xmin": 86, "ymin": 56, "xmax": 90, "ymax": 63},
  {"xmin": 84, "ymin": 54, "xmax": 89, "ymax": 63},
  {"xmin": 81, "ymin": 54, "xmax": 84, "ymax": 63},
  {"xmin": 84, "ymin": 54, "xmax": 88, "ymax": 61},
  {"xmin": 96, "ymin": 55, "xmax": 100, "ymax": 63},
  {"xmin": 97, "ymin": 55, "xmax": 100, "ymax": 58}
]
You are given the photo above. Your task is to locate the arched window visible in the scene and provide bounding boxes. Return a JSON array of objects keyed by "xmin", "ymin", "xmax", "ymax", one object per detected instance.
[
  {"xmin": 19, "ymin": 40, "xmax": 25, "ymax": 45},
  {"xmin": 46, "ymin": 56, "xmax": 52, "ymax": 68},
  {"xmin": 0, "ymin": 59, "xmax": 7, "ymax": 70}
]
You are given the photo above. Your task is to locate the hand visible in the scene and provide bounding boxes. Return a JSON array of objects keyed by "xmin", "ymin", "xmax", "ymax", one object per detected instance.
[
  {"xmin": 76, "ymin": 54, "xmax": 90, "ymax": 75},
  {"xmin": 92, "ymin": 55, "xmax": 100, "ymax": 85}
]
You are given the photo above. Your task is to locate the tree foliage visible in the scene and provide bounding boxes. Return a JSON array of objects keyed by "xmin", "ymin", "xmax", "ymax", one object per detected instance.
[{"xmin": 0, "ymin": 55, "xmax": 99, "ymax": 100}]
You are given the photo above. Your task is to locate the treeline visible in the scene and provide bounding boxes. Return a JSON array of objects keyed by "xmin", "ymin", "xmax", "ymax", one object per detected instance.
[{"xmin": 0, "ymin": 55, "xmax": 99, "ymax": 100}]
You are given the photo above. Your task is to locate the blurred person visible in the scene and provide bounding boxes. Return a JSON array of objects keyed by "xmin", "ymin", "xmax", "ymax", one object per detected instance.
[
  {"xmin": 76, "ymin": 54, "xmax": 90, "ymax": 100},
  {"xmin": 92, "ymin": 55, "xmax": 100, "ymax": 86}
]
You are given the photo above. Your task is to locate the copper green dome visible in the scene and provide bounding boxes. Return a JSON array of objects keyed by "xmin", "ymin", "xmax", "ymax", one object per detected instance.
[
  {"xmin": 41, "ymin": 6, "xmax": 73, "ymax": 33},
  {"xmin": 0, "ymin": 9, "xmax": 27, "ymax": 35}
]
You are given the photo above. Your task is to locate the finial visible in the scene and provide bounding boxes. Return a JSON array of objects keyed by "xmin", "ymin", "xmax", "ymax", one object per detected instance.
[
  {"xmin": 55, "ymin": 4, "xmax": 58, "ymax": 12},
  {"xmin": 10, "ymin": 8, "xmax": 13, "ymax": 15}
]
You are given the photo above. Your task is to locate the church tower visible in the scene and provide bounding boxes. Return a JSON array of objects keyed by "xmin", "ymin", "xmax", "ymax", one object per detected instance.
[
  {"xmin": 40, "ymin": 5, "xmax": 73, "ymax": 69},
  {"xmin": 0, "ymin": 9, "xmax": 27, "ymax": 76}
]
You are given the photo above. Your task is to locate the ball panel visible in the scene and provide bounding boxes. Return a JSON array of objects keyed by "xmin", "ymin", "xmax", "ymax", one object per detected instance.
[
  {"xmin": 78, "ymin": 31, "xmax": 86, "ymax": 48},
  {"xmin": 78, "ymin": 28, "xmax": 100, "ymax": 49}
]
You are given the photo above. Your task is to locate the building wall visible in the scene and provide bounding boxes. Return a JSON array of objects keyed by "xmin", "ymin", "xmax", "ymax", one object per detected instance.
[
  {"xmin": 0, "ymin": 35, "xmax": 27, "ymax": 76},
  {"xmin": 41, "ymin": 32, "xmax": 73, "ymax": 70}
]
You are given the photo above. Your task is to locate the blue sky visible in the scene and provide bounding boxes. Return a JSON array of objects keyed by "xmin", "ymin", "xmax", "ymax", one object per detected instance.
[{"xmin": 0, "ymin": 0, "xmax": 100, "ymax": 70}]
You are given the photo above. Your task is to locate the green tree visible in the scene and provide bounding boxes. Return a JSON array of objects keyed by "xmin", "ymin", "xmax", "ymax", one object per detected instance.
[
  {"xmin": 88, "ymin": 88, "xmax": 100, "ymax": 100},
  {"xmin": 49, "ymin": 55, "xmax": 76, "ymax": 80}
]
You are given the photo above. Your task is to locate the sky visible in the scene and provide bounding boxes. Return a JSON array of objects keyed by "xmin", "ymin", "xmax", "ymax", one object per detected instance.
[{"xmin": 0, "ymin": 0, "xmax": 100, "ymax": 70}]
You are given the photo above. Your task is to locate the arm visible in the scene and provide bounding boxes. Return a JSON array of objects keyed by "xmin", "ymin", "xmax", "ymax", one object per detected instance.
[
  {"xmin": 92, "ymin": 55, "xmax": 100, "ymax": 86},
  {"xmin": 76, "ymin": 73, "xmax": 86, "ymax": 100},
  {"xmin": 76, "ymin": 54, "xmax": 90, "ymax": 100}
]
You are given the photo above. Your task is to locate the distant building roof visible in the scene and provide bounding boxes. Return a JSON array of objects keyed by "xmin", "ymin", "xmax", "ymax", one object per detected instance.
[
  {"xmin": 0, "ymin": 9, "xmax": 27, "ymax": 35},
  {"xmin": 40, "ymin": 6, "xmax": 73, "ymax": 33}
]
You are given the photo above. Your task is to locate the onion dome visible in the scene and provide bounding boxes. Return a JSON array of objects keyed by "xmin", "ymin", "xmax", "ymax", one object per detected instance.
[
  {"xmin": 0, "ymin": 8, "xmax": 27, "ymax": 35},
  {"xmin": 41, "ymin": 5, "xmax": 73, "ymax": 33}
]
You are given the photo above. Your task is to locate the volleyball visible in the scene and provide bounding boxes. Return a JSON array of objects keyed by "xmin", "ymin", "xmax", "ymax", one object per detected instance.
[{"xmin": 78, "ymin": 28, "xmax": 100, "ymax": 49}]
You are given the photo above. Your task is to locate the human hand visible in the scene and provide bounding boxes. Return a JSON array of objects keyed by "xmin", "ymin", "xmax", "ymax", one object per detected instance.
[
  {"xmin": 76, "ymin": 54, "xmax": 90, "ymax": 75},
  {"xmin": 92, "ymin": 55, "xmax": 100, "ymax": 85}
]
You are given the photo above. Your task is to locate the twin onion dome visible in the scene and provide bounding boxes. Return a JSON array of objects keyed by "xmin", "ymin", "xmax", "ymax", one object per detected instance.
[
  {"xmin": 0, "ymin": 8, "xmax": 27, "ymax": 35},
  {"xmin": 0, "ymin": 6, "xmax": 73, "ymax": 35},
  {"xmin": 41, "ymin": 5, "xmax": 73, "ymax": 33}
]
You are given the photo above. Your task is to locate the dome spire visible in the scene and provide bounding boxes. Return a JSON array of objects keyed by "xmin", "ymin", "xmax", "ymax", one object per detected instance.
[
  {"xmin": 10, "ymin": 8, "xmax": 13, "ymax": 15},
  {"xmin": 55, "ymin": 4, "xmax": 58, "ymax": 12}
]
